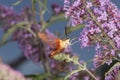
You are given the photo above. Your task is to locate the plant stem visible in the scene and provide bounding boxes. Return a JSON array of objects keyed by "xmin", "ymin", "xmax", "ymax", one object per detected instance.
[
  {"xmin": 77, "ymin": 61, "xmax": 97, "ymax": 80},
  {"xmin": 38, "ymin": 43, "xmax": 51, "ymax": 80},
  {"xmin": 37, "ymin": 0, "xmax": 47, "ymax": 32},
  {"xmin": 31, "ymin": 0, "xmax": 37, "ymax": 23},
  {"xmin": 85, "ymin": 68, "xmax": 98, "ymax": 80},
  {"xmin": 31, "ymin": 1, "xmax": 51, "ymax": 79}
]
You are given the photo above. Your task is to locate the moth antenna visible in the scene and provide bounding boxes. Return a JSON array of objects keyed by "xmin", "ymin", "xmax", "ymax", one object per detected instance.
[
  {"xmin": 70, "ymin": 38, "xmax": 80, "ymax": 45},
  {"xmin": 70, "ymin": 38, "xmax": 76, "ymax": 43},
  {"xmin": 71, "ymin": 40, "xmax": 80, "ymax": 45}
]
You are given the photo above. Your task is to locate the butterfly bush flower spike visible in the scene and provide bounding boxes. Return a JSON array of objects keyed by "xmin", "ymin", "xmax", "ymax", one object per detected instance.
[{"xmin": 64, "ymin": 0, "xmax": 120, "ymax": 67}]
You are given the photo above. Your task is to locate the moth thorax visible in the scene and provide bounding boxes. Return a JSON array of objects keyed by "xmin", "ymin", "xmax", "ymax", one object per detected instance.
[{"xmin": 59, "ymin": 39, "xmax": 71, "ymax": 49}]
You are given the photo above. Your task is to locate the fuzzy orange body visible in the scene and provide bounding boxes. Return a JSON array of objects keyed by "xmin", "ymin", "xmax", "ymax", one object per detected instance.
[{"xmin": 38, "ymin": 32, "xmax": 68, "ymax": 58}]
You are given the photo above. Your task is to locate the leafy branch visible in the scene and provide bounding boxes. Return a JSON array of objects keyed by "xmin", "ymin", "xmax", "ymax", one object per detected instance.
[
  {"xmin": 0, "ymin": 21, "xmax": 29, "ymax": 47},
  {"xmin": 54, "ymin": 53, "xmax": 97, "ymax": 80}
]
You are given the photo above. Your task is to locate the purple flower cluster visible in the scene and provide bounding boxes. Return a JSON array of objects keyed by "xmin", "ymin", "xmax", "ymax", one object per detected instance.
[
  {"xmin": 0, "ymin": 5, "xmax": 25, "ymax": 31},
  {"xmin": 0, "ymin": 5, "xmax": 46, "ymax": 62},
  {"xmin": 0, "ymin": 62, "xmax": 30, "ymax": 80},
  {"xmin": 64, "ymin": 0, "xmax": 120, "ymax": 67},
  {"xmin": 64, "ymin": 0, "xmax": 85, "ymax": 26},
  {"xmin": 51, "ymin": 3, "xmax": 63, "ymax": 14},
  {"xmin": 13, "ymin": 24, "xmax": 46, "ymax": 62}
]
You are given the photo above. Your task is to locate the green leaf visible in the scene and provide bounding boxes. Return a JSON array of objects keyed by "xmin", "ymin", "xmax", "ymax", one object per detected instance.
[
  {"xmin": 12, "ymin": 0, "xmax": 23, "ymax": 6},
  {"xmin": 40, "ymin": 13, "xmax": 67, "ymax": 32},
  {"xmin": 53, "ymin": 53, "xmax": 66, "ymax": 61},
  {"xmin": 0, "ymin": 26, "xmax": 16, "ymax": 47},
  {"xmin": 53, "ymin": 76, "xmax": 64, "ymax": 80},
  {"xmin": 53, "ymin": 54, "xmax": 79, "ymax": 65},
  {"xmin": 0, "ymin": 22, "xmax": 28, "ymax": 47},
  {"xmin": 71, "ymin": 56, "xmax": 79, "ymax": 65},
  {"xmin": 48, "ymin": 14, "xmax": 67, "ymax": 26},
  {"xmin": 65, "ymin": 24, "xmax": 85, "ymax": 36},
  {"xmin": 26, "ymin": 73, "xmax": 65, "ymax": 80},
  {"xmin": 50, "ymin": 14, "xmax": 66, "ymax": 22},
  {"xmin": 32, "ymin": 0, "xmax": 37, "ymax": 4},
  {"xmin": 43, "ymin": 0, "xmax": 47, "ymax": 7},
  {"xmin": 25, "ymin": 73, "xmax": 50, "ymax": 80}
]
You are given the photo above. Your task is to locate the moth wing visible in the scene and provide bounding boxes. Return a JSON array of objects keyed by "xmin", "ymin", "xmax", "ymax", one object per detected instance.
[{"xmin": 37, "ymin": 32, "xmax": 59, "ymax": 49}]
